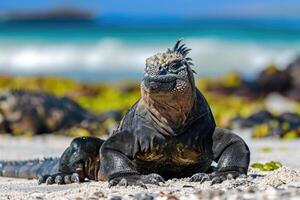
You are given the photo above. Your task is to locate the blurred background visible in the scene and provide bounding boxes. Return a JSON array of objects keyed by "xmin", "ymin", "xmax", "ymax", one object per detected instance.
[
  {"xmin": 0, "ymin": 0, "xmax": 299, "ymax": 80},
  {"xmin": 0, "ymin": 0, "xmax": 299, "ymax": 140}
]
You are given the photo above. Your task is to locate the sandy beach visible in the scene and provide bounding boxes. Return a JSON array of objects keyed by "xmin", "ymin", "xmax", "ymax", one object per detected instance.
[{"xmin": 0, "ymin": 130, "xmax": 300, "ymax": 200}]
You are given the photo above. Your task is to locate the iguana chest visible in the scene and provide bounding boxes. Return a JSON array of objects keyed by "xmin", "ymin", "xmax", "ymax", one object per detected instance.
[
  {"xmin": 134, "ymin": 141, "xmax": 212, "ymax": 178},
  {"xmin": 135, "ymin": 142, "xmax": 205, "ymax": 166}
]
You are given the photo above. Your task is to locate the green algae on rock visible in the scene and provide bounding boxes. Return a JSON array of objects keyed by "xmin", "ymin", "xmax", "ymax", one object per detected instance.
[{"xmin": 251, "ymin": 161, "xmax": 282, "ymax": 171}]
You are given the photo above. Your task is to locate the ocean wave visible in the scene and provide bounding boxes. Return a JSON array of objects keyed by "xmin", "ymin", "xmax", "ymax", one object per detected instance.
[{"xmin": 0, "ymin": 38, "xmax": 299, "ymax": 78}]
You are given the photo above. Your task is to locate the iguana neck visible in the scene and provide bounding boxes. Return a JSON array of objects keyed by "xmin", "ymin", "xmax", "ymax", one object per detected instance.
[{"xmin": 140, "ymin": 84, "xmax": 196, "ymax": 136}]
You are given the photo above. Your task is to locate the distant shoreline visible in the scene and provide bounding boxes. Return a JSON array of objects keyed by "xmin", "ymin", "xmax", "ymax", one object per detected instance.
[{"xmin": 0, "ymin": 7, "xmax": 94, "ymax": 21}]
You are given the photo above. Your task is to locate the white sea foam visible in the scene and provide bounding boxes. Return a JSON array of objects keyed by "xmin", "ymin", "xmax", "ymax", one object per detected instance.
[{"xmin": 0, "ymin": 38, "xmax": 299, "ymax": 78}]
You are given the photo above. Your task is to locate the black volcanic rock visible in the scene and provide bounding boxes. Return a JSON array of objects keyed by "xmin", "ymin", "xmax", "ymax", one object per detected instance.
[
  {"xmin": 256, "ymin": 65, "xmax": 291, "ymax": 94},
  {"xmin": 287, "ymin": 56, "xmax": 300, "ymax": 89},
  {"xmin": 2, "ymin": 7, "xmax": 94, "ymax": 21}
]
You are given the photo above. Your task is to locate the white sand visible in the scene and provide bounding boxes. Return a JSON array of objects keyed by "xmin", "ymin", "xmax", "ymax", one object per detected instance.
[{"xmin": 1, "ymin": 131, "xmax": 300, "ymax": 200}]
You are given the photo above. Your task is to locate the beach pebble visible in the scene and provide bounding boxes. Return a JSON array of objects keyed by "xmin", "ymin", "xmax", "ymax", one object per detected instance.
[
  {"xmin": 110, "ymin": 196, "xmax": 122, "ymax": 200},
  {"xmin": 134, "ymin": 193, "xmax": 155, "ymax": 200}
]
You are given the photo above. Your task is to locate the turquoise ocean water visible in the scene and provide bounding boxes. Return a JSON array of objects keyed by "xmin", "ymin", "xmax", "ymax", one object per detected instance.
[{"xmin": 0, "ymin": 18, "xmax": 299, "ymax": 82}]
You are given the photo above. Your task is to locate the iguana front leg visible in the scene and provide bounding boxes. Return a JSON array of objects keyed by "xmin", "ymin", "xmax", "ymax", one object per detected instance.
[
  {"xmin": 99, "ymin": 130, "xmax": 165, "ymax": 188},
  {"xmin": 190, "ymin": 128, "xmax": 250, "ymax": 184},
  {"xmin": 39, "ymin": 136, "xmax": 104, "ymax": 185}
]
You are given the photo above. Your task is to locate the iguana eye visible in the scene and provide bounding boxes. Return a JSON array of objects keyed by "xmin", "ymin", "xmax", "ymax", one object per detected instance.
[{"xmin": 168, "ymin": 62, "xmax": 182, "ymax": 71}]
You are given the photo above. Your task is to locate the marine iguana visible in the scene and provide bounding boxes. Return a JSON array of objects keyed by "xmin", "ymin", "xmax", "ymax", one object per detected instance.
[
  {"xmin": 0, "ymin": 40, "xmax": 250, "ymax": 187},
  {"xmin": 0, "ymin": 89, "xmax": 121, "ymax": 135}
]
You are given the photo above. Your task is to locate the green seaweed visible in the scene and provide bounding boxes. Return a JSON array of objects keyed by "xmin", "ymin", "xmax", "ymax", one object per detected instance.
[
  {"xmin": 252, "ymin": 124, "xmax": 272, "ymax": 138},
  {"xmin": 261, "ymin": 147, "xmax": 272, "ymax": 153},
  {"xmin": 251, "ymin": 161, "xmax": 282, "ymax": 171},
  {"xmin": 281, "ymin": 130, "xmax": 299, "ymax": 141}
]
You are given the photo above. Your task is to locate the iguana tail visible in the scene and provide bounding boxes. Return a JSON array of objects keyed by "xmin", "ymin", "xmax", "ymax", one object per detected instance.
[{"xmin": 0, "ymin": 158, "xmax": 59, "ymax": 179}]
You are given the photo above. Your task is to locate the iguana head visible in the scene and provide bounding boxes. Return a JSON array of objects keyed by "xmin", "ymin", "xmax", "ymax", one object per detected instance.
[
  {"xmin": 142, "ymin": 40, "xmax": 196, "ymax": 95},
  {"xmin": 140, "ymin": 40, "xmax": 197, "ymax": 135}
]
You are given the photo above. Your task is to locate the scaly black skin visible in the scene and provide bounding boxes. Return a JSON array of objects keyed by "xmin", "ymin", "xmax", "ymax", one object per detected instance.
[
  {"xmin": 0, "ymin": 137, "xmax": 103, "ymax": 184},
  {"xmin": 0, "ymin": 89, "xmax": 122, "ymax": 135},
  {"xmin": 0, "ymin": 40, "xmax": 250, "ymax": 187},
  {"xmin": 0, "ymin": 158, "xmax": 59, "ymax": 179}
]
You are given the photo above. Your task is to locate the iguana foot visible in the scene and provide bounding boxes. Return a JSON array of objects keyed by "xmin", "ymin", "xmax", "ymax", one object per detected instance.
[
  {"xmin": 190, "ymin": 171, "xmax": 246, "ymax": 185},
  {"xmin": 108, "ymin": 173, "xmax": 165, "ymax": 189},
  {"xmin": 38, "ymin": 172, "xmax": 83, "ymax": 185}
]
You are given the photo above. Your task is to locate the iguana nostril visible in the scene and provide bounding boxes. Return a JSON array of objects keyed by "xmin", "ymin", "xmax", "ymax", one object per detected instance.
[{"xmin": 158, "ymin": 67, "xmax": 167, "ymax": 75}]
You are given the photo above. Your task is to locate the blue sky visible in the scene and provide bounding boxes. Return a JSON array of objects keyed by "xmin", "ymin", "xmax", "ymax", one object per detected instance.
[{"xmin": 0, "ymin": 0, "xmax": 299, "ymax": 18}]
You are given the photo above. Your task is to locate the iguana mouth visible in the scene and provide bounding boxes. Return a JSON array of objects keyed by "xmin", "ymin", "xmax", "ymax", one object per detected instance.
[
  {"xmin": 143, "ymin": 75, "xmax": 177, "ymax": 92},
  {"xmin": 145, "ymin": 75, "xmax": 177, "ymax": 83}
]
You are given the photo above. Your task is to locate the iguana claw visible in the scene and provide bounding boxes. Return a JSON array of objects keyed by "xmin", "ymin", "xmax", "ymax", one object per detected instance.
[
  {"xmin": 190, "ymin": 171, "xmax": 245, "ymax": 185},
  {"xmin": 108, "ymin": 173, "xmax": 165, "ymax": 188},
  {"xmin": 38, "ymin": 172, "xmax": 82, "ymax": 185}
]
